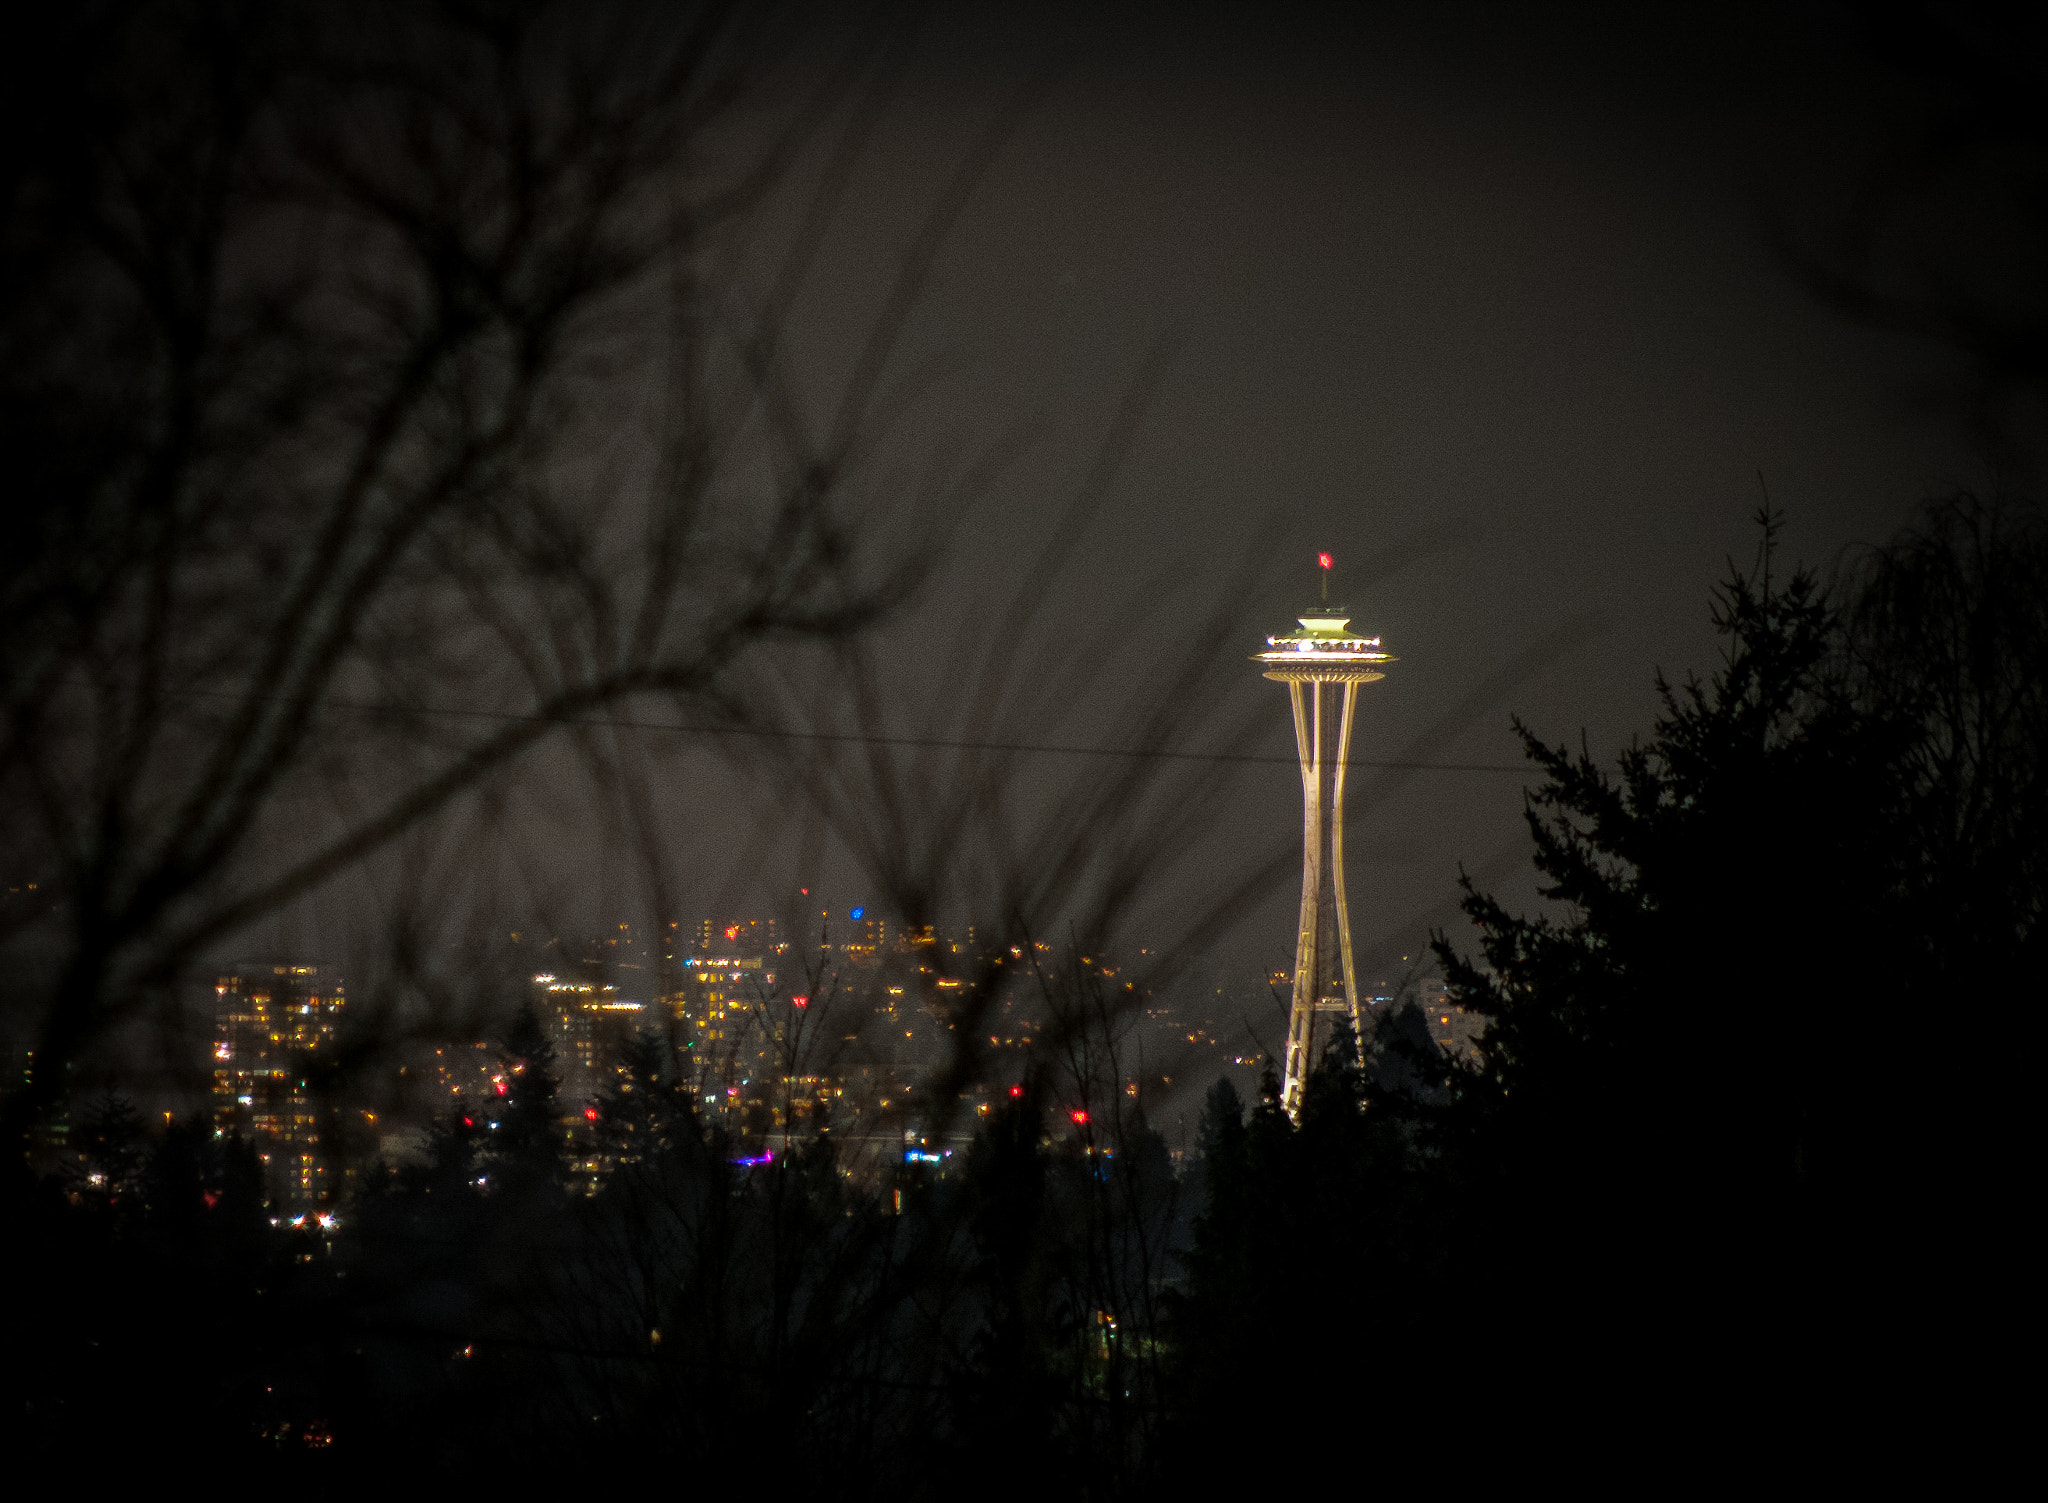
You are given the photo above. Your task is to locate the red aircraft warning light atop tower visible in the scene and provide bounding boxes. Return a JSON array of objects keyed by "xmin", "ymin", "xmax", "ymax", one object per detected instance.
[{"xmin": 1253, "ymin": 552, "xmax": 1395, "ymax": 1118}]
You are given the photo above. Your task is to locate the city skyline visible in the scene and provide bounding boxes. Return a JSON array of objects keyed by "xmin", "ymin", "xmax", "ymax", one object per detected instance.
[{"xmin": 190, "ymin": 902, "xmax": 1434, "ymax": 1207}]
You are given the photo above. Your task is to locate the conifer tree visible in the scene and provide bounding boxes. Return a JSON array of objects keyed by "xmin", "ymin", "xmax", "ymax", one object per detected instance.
[
  {"xmin": 494, "ymin": 1005, "xmax": 567, "ymax": 1182},
  {"xmin": 1428, "ymin": 512, "xmax": 1913, "ymax": 1382}
]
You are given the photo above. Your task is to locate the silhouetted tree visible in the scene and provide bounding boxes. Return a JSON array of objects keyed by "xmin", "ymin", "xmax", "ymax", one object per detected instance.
[
  {"xmin": 1836, "ymin": 489, "xmax": 2045, "ymax": 1310},
  {"xmin": 0, "ymin": 0, "xmax": 972, "ymax": 1150},
  {"xmin": 142, "ymin": 1111, "xmax": 267, "ymax": 1259},
  {"xmin": 1422, "ymin": 500, "xmax": 2042, "ymax": 1424},
  {"xmin": 1161, "ymin": 1025, "xmax": 1434, "ymax": 1492},
  {"xmin": 950, "ymin": 1087, "xmax": 1060, "ymax": 1481},
  {"xmin": 72, "ymin": 1090, "xmax": 146, "ymax": 1206},
  {"xmin": 493, "ymin": 1005, "xmax": 565, "ymax": 1176}
]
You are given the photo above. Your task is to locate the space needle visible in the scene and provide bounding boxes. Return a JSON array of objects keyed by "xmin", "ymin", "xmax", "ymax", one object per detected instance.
[{"xmin": 1254, "ymin": 553, "xmax": 1395, "ymax": 1118}]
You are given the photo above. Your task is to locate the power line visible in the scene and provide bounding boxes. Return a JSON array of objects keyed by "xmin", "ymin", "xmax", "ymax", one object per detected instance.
[{"xmin": 317, "ymin": 697, "xmax": 1536, "ymax": 775}]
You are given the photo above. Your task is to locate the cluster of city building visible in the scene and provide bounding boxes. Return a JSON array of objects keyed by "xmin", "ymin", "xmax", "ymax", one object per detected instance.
[
  {"xmin": 206, "ymin": 914, "xmax": 1480, "ymax": 1211},
  {"xmin": 207, "ymin": 915, "xmax": 1013, "ymax": 1207}
]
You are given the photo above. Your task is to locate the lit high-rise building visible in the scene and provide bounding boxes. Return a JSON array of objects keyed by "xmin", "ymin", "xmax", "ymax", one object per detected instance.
[
  {"xmin": 212, "ymin": 964, "xmax": 343, "ymax": 1208},
  {"xmin": 675, "ymin": 954, "xmax": 767, "ymax": 1045},
  {"xmin": 527, "ymin": 969, "xmax": 654, "ymax": 1110}
]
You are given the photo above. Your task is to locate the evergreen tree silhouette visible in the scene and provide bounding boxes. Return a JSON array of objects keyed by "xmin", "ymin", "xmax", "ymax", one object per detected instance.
[
  {"xmin": 494, "ymin": 1004, "xmax": 567, "ymax": 1181},
  {"xmin": 1427, "ymin": 512, "xmax": 1923, "ymax": 1415},
  {"xmin": 74, "ymin": 1091, "xmax": 145, "ymax": 1208},
  {"xmin": 950, "ymin": 1086, "xmax": 1060, "ymax": 1483}
]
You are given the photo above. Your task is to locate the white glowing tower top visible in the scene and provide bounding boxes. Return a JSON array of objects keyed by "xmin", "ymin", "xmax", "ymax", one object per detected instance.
[{"xmin": 1253, "ymin": 612, "xmax": 1395, "ymax": 680}]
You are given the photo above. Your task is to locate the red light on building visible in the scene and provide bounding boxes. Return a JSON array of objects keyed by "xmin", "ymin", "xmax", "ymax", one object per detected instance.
[
  {"xmin": 584, "ymin": 1107, "xmax": 599, "ymax": 1122},
  {"xmin": 1317, "ymin": 551, "xmax": 1333, "ymax": 570},
  {"xmin": 1009, "ymin": 1085, "xmax": 1024, "ymax": 1098},
  {"xmin": 1069, "ymin": 1109, "xmax": 1088, "ymax": 1125},
  {"xmin": 725, "ymin": 925, "xmax": 739, "ymax": 940},
  {"xmin": 791, "ymin": 995, "xmax": 809, "ymax": 1008}
]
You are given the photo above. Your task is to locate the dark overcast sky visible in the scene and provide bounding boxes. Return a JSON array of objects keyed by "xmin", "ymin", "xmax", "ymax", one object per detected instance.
[
  {"xmin": 754, "ymin": 4, "xmax": 1978, "ymax": 971},
  {"xmin": 299, "ymin": 3, "xmax": 2002, "ymax": 992}
]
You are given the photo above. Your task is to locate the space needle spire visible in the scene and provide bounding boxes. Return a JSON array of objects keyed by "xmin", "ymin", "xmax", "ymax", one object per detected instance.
[{"xmin": 1253, "ymin": 552, "xmax": 1395, "ymax": 1118}]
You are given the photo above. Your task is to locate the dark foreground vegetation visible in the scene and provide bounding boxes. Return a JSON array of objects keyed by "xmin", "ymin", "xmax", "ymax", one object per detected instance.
[{"xmin": 9, "ymin": 495, "xmax": 2039, "ymax": 1484}]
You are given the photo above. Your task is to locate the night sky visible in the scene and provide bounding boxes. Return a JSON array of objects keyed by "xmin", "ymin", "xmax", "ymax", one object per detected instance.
[{"xmin": 278, "ymin": 2, "xmax": 1988, "ymax": 998}]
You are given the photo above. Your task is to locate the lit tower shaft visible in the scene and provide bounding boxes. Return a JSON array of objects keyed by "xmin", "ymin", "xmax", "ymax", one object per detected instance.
[{"xmin": 1254, "ymin": 559, "xmax": 1394, "ymax": 1118}]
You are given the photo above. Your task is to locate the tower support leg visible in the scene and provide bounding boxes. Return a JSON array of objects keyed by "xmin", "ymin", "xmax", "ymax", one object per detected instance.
[
  {"xmin": 1283, "ymin": 681, "xmax": 1321, "ymax": 1117},
  {"xmin": 1332, "ymin": 678, "xmax": 1361, "ymax": 1062}
]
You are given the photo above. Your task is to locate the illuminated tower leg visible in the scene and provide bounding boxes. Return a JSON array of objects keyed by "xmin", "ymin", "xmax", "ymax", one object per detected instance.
[
  {"xmin": 1331, "ymin": 679, "xmax": 1361, "ymax": 1053},
  {"xmin": 1282, "ymin": 681, "xmax": 1321, "ymax": 1116}
]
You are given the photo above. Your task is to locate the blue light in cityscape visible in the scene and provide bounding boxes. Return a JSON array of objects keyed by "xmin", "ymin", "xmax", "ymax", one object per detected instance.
[{"xmin": 850, "ymin": 906, "xmax": 866, "ymax": 920}]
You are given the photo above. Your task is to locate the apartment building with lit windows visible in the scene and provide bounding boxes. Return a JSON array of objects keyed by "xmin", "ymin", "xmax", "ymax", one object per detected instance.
[{"xmin": 212, "ymin": 964, "xmax": 343, "ymax": 1209}]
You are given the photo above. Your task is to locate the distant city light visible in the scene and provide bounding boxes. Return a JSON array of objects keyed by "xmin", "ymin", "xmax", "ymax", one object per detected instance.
[
  {"xmin": 584, "ymin": 1107, "xmax": 599, "ymax": 1122},
  {"xmin": 1070, "ymin": 1109, "xmax": 1088, "ymax": 1125},
  {"xmin": 1318, "ymin": 551, "xmax": 1333, "ymax": 570},
  {"xmin": 792, "ymin": 995, "xmax": 809, "ymax": 1008},
  {"xmin": 1010, "ymin": 1085, "xmax": 1024, "ymax": 1098},
  {"xmin": 850, "ymin": 906, "xmax": 866, "ymax": 920}
]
